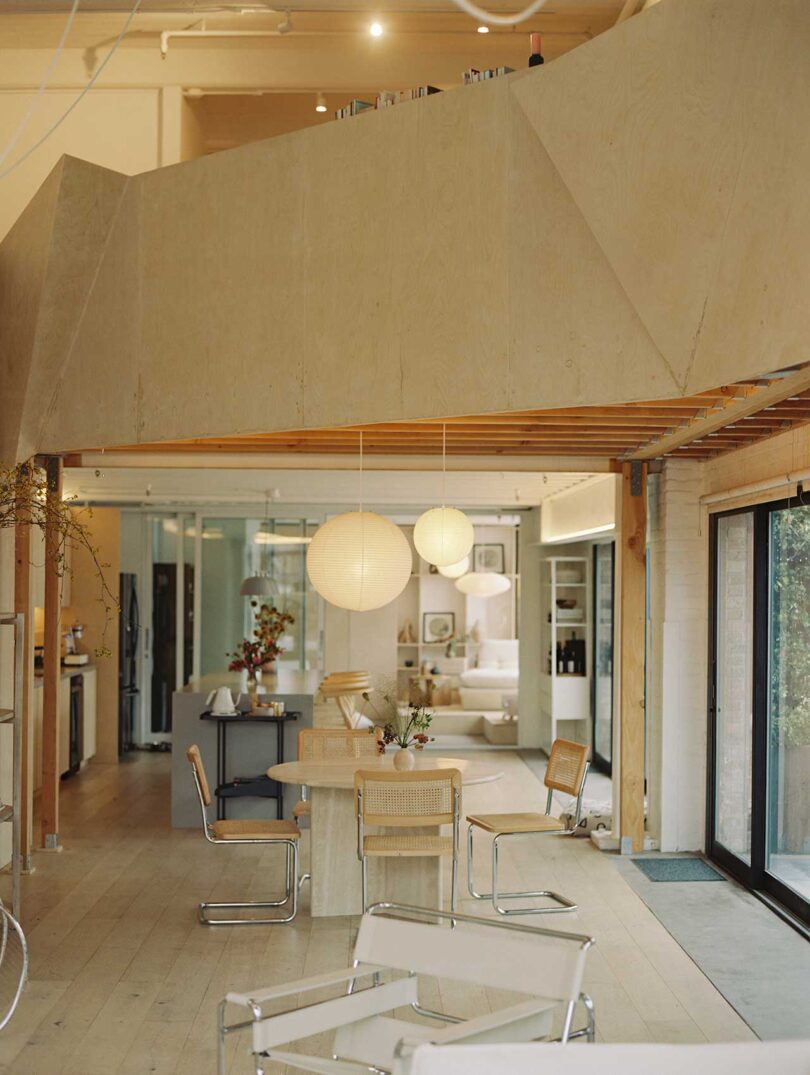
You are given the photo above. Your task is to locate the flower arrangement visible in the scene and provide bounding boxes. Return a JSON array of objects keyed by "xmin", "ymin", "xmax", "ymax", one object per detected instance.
[
  {"xmin": 361, "ymin": 686, "xmax": 435, "ymax": 753},
  {"xmin": 228, "ymin": 601, "xmax": 295, "ymax": 674}
]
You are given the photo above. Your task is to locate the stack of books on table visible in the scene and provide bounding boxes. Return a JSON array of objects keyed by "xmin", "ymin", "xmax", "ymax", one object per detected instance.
[{"xmin": 462, "ymin": 66, "xmax": 515, "ymax": 84}]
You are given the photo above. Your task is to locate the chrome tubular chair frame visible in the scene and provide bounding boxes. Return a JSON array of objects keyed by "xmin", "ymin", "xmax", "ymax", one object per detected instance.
[
  {"xmin": 467, "ymin": 760, "xmax": 590, "ymax": 916},
  {"xmin": 190, "ymin": 753, "xmax": 300, "ymax": 927},
  {"xmin": 0, "ymin": 906, "xmax": 28, "ymax": 1032}
]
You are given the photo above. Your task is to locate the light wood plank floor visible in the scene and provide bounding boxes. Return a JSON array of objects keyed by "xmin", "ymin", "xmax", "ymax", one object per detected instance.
[{"xmin": 1, "ymin": 751, "xmax": 753, "ymax": 1073}]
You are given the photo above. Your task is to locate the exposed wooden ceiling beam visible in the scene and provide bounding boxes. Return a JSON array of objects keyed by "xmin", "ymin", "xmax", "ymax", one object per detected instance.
[{"xmin": 628, "ymin": 365, "xmax": 810, "ymax": 460}]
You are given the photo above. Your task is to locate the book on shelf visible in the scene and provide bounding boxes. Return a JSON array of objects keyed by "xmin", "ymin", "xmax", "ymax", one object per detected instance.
[
  {"xmin": 336, "ymin": 87, "xmax": 442, "ymax": 120},
  {"xmin": 462, "ymin": 66, "xmax": 514, "ymax": 85},
  {"xmin": 335, "ymin": 99, "xmax": 375, "ymax": 120}
]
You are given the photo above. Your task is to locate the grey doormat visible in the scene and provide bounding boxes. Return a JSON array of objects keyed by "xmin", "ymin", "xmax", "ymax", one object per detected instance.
[{"xmin": 633, "ymin": 856, "xmax": 725, "ymax": 882}]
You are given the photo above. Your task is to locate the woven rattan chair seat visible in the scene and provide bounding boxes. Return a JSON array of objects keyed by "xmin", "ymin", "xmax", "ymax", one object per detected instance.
[
  {"xmin": 467, "ymin": 812, "xmax": 567, "ymax": 835},
  {"xmin": 211, "ymin": 818, "xmax": 300, "ymax": 841},
  {"xmin": 363, "ymin": 834, "xmax": 454, "ymax": 857}
]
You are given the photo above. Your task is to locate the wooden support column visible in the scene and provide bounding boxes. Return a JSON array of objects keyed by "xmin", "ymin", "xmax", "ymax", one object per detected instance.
[
  {"xmin": 619, "ymin": 460, "xmax": 647, "ymax": 853},
  {"xmin": 41, "ymin": 457, "xmax": 63, "ymax": 850},
  {"xmin": 13, "ymin": 464, "xmax": 34, "ymax": 870}
]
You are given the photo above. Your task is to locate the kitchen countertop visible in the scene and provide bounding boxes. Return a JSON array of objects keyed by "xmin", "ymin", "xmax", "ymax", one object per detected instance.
[
  {"xmin": 183, "ymin": 668, "xmax": 321, "ymax": 696},
  {"xmin": 34, "ymin": 663, "xmax": 96, "ymax": 684}
]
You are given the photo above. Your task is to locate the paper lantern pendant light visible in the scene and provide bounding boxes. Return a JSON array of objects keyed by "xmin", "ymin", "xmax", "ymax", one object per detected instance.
[
  {"xmin": 414, "ymin": 506, "xmax": 474, "ymax": 567},
  {"xmin": 307, "ymin": 511, "xmax": 412, "ymax": 611},
  {"xmin": 455, "ymin": 572, "xmax": 511, "ymax": 597},
  {"xmin": 438, "ymin": 555, "xmax": 470, "ymax": 579},
  {"xmin": 413, "ymin": 424, "xmax": 474, "ymax": 566}
]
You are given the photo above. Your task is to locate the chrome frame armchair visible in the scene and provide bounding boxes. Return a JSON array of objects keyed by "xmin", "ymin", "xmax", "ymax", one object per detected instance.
[
  {"xmin": 467, "ymin": 738, "xmax": 590, "ymax": 915},
  {"xmin": 217, "ymin": 902, "xmax": 596, "ymax": 1075},
  {"xmin": 187, "ymin": 744, "xmax": 300, "ymax": 926},
  {"xmin": 355, "ymin": 769, "xmax": 461, "ymax": 913}
]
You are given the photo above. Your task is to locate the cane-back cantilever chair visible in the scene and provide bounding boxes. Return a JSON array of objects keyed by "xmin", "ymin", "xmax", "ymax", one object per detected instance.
[
  {"xmin": 217, "ymin": 902, "xmax": 596, "ymax": 1075},
  {"xmin": 355, "ymin": 768, "xmax": 461, "ymax": 912},
  {"xmin": 187, "ymin": 744, "xmax": 300, "ymax": 926},
  {"xmin": 467, "ymin": 738, "xmax": 590, "ymax": 915},
  {"xmin": 292, "ymin": 726, "xmax": 383, "ymax": 820},
  {"xmin": 0, "ymin": 904, "xmax": 28, "ymax": 1032}
]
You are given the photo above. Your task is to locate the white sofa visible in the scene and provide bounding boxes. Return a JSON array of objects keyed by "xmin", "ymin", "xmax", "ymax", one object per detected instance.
[
  {"xmin": 459, "ymin": 639, "xmax": 518, "ymax": 711},
  {"xmin": 401, "ymin": 1041, "xmax": 810, "ymax": 1075}
]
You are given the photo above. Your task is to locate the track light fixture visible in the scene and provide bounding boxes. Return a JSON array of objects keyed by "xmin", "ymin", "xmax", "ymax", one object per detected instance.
[{"xmin": 315, "ymin": 92, "xmax": 327, "ymax": 113}]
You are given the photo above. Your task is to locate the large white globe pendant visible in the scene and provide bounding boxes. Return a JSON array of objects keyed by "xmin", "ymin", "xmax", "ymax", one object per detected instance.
[
  {"xmin": 438, "ymin": 555, "xmax": 470, "ymax": 579},
  {"xmin": 307, "ymin": 511, "xmax": 412, "ymax": 611},
  {"xmin": 455, "ymin": 572, "xmax": 511, "ymax": 597},
  {"xmin": 414, "ymin": 507, "xmax": 474, "ymax": 567}
]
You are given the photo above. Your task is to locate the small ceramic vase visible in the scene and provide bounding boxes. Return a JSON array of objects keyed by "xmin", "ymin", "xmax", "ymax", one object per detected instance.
[{"xmin": 393, "ymin": 746, "xmax": 416, "ymax": 771}]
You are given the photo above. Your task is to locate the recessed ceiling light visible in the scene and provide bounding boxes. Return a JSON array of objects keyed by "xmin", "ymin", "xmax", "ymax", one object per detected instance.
[
  {"xmin": 369, "ymin": 21, "xmax": 383, "ymax": 37},
  {"xmin": 477, "ymin": 25, "xmax": 489, "ymax": 33},
  {"xmin": 315, "ymin": 92, "xmax": 327, "ymax": 113}
]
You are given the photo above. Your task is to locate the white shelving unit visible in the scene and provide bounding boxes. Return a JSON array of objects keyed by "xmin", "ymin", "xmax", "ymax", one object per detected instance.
[
  {"xmin": 395, "ymin": 523, "xmax": 519, "ymax": 704},
  {"xmin": 0, "ymin": 612, "xmax": 23, "ymax": 919},
  {"xmin": 540, "ymin": 557, "xmax": 590, "ymax": 748}
]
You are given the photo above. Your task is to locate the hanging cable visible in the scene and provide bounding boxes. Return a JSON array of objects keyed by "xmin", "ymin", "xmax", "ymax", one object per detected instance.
[
  {"xmin": 358, "ymin": 431, "xmax": 364, "ymax": 514},
  {"xmin": 0, "ymin": 0, "xmax": 81, "ymax": 173},
  {"xmin": 0, "ymin": 0, "xmax": 142, "ymax": 182},
  {"xmin": 442, "ymin": 423, "xmax": 447, "ymax": 507},
  {"xmin": 449, "ymin": 0, "xmax": 551, "ymax": 27}
]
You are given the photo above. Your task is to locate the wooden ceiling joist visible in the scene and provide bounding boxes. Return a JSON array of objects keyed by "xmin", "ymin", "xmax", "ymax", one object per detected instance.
[{"xmin": 86, "ymin": 367, "xmax": 810, "ymax": 467}]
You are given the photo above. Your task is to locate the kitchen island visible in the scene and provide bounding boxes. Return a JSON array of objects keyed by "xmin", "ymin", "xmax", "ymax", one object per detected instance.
[{"xmin": 170, "ymin": 667, "xmax": 318, "ymax": 827}]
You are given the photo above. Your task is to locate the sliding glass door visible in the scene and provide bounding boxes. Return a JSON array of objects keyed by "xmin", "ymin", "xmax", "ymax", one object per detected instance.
[
  {"xmin": 767, "ymin": 506, "xmax": 810, "ymax": 908},
  {"xmin": 709, "ymin": 501, "xmax": 810, "ymax": 927},
  {"xmin": 592, "ymin": 542, "xmax": 615, "ymax": 774}
]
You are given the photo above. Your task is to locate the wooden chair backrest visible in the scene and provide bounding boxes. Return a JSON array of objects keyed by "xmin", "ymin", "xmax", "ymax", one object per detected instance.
[
  {"xmin": 355, "ymin": 768, "xmax": 461, "ymax": 827},
  {"xmin": 186, "ymin": 744, "xmax": 212, "ymax": 807},
  {"xmin": 544, "ymin": 739, "xmax": 589, "ymax": 797},
  {"xmin": 353, "ymin": 911, "xmax": 590, "ymax": 1003},
  {"xmin": 298, "ymin": 727, "xmax": 381, "ymax": 761}
]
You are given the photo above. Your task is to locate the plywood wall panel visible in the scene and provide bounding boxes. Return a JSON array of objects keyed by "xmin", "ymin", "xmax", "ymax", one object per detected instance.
[{"xmin": 1, "ymin": 0, "xmax": 809, "ymax": 462}]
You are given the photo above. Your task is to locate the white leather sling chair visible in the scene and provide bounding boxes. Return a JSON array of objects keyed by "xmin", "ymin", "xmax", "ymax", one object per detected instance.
[{"xmin": 217, "ymin": 902, "xmax": 595, "ymax": 1075}]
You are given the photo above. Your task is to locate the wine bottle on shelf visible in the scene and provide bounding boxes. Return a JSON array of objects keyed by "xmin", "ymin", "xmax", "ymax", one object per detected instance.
[
  {"xmin": 556, "ymin": 641, "xmax": 564, "ymax": 674},
  {"xmin": 528, "ymin": 32, "xmax": 544, "ymax": 68},
  {"xmin": 566, "ymin": 637, "xmax": 575, "ymax": 674}
]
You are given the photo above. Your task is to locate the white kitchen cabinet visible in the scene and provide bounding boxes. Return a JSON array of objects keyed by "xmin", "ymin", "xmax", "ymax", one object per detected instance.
[{"xmin": 82, "ymin": 668, "xmax": 97, "ymax": 763}]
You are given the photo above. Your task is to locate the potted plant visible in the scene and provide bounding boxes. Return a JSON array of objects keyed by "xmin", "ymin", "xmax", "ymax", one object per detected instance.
[{"xmin": 362, "ymin": 686, "xmax": 434, "ymax": 771}]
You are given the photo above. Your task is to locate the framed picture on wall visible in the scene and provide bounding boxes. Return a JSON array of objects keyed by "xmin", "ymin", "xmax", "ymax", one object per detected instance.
[
  {"xmin": 423, "ymin": 612, "xmax": 455, "ymax": 643},
  {"xmin": 473, "ymin": 543, "xmax": 505, "ymax": 573}
]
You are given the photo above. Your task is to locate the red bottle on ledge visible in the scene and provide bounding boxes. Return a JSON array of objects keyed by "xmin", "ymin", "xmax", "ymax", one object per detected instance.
[{"xmin": 529, "ymin": 32, "xmax": 544, "ymax": 67}]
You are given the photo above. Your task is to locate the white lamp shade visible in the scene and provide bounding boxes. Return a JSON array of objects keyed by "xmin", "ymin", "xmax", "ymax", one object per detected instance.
[
  {"xmin": 306, "ymin": 511, "xmax": 412, "ymax": 611},
  {"xmin": 438, "ymin": 556, "xmax": 470, "ymax": 579},
  {"xmin": 455, "ymin": 572, "xmax": 512, "ymax": 598},
  {"xmin": 413, "ymin": 507, "xmax": 474, "ymax": 567}
]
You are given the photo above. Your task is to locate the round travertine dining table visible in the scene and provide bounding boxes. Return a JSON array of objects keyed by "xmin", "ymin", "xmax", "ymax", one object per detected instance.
[{"xmin": 268, "ymin": 755, "xmax": 503, "ymax": 917}]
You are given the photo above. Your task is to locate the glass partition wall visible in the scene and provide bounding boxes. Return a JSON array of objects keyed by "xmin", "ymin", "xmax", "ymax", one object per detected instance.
[
  {"xmin": 710, "ymin": 500, "xmax": 810, "ymax": 928},
  {"xmin": 127, "ymin": 510, "xmax": 321, "ymax": 746}
]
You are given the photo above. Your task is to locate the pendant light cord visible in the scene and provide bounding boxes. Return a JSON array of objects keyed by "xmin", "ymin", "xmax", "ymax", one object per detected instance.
[
  {"xmin": 442, "ymin": 423, "xmax": 447, "ymax": 508},
  {"xmin": 359, "ymin": 431, "xmax": 364, "ymax": 514}
]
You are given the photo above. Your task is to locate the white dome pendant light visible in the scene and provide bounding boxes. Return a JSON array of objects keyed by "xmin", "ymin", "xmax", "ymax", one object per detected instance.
[
  {"xmin": 307, "ymin": 432, "xmax": 412, "ymax": 611},
  {"xmin": 456, "ymin": 572, "xmax": 512, "ymax": 598},
  {"xmin": 438, "ymin": 555, "xmax": 470, "ymax": 579},
  {"xmin": 413, "ymin": 425, "xmax": 474, "ymax": 567}
]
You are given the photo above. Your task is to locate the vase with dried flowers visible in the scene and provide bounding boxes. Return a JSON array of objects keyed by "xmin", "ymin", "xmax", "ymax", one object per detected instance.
[
  {"xmin": 228, "ymin": 602, "xmax": 295, "ymax": 703},
  {"xmin": 361, "ymin": 684, "xmax": 434, "ymax": 771}
]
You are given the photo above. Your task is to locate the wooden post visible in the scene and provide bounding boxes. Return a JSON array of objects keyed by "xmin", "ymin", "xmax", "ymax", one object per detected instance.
[
  {"xmin": 13, "ymin": 463, "xmax": 34, "ymax": 870},
  {"xmin": 41, "ymin": 457, "xmax": 63, "ymax": 850},
  {"xmin": 619, "ymin": 461, "xmax": 647, "ymax": 853}
]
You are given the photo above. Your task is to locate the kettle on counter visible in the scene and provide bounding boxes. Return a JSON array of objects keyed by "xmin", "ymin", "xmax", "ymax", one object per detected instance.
[{"xmin": 206, "ymin": 686, "xmax": 240, "ymax": 715}]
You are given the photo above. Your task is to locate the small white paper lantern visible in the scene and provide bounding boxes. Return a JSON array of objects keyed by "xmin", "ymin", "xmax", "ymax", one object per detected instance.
[
  {"xmin": 413, "ymin": 507, "xmax": 474, "ymax": 567},
  {"xmin": 307, "ymin": 511, "xmax": 412, "ymax": 611},
  {"xmin": 438, "ymin": 556, "xmax": 470, "ymax": 579},
  {"xmin": 455, "ymin": 572, "xmax": 512, "ymax": 598}
]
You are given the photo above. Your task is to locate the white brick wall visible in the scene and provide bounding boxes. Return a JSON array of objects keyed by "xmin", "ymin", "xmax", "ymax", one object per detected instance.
[{"xmin": 648, "ymin": 461, "xmax": 708, "ymax": 851}]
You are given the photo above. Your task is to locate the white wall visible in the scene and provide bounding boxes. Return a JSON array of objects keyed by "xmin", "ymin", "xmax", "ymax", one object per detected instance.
[
  {"xmin": 647, "ymin": 461, "xmax": 708, "ymax": 851},
  {"xmin": 540, "ymin": 474, "xmax": 616, "ymax": 544}
]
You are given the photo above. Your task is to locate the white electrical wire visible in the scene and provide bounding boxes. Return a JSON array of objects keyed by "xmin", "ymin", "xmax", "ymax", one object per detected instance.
[
  {"xmin": 0, "ymin": 0, "xmax": 142, "ymax": 182},
  {"xmin": 0, "ymin": 0, "xmax": 81, "ymax": 172},
  {"xmin": 449, "ymin": 0, "xmax": 551, "ymax": 26}
]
